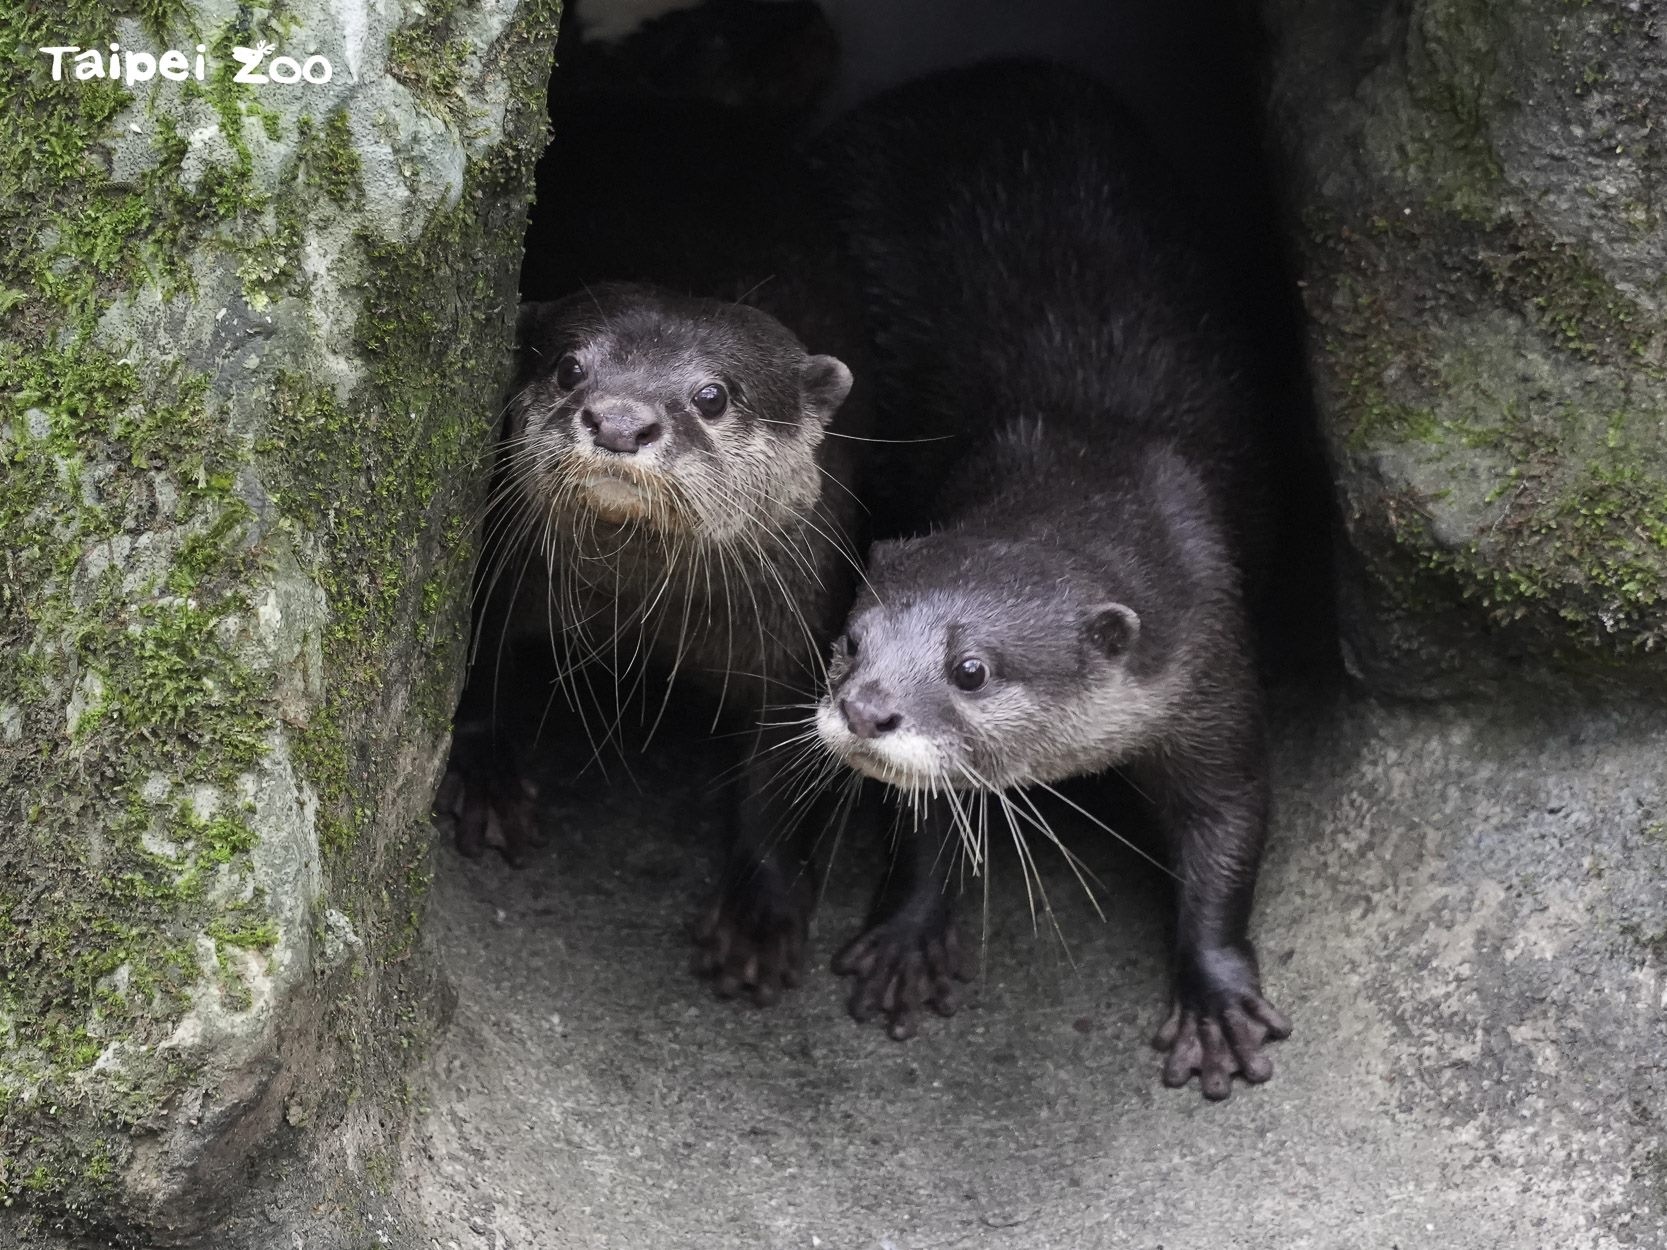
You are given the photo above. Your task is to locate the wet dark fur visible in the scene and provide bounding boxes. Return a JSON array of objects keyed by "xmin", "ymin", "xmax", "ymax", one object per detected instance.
[{"xmin": 810, "ymin": 61, "xmax": 1290, "ymax": 1097}]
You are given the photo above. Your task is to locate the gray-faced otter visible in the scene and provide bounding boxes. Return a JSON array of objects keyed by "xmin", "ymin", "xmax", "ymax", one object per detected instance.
[
  {"xmin": 443, "ymin": 276, "xmax": 870, "ymax": 1005},
  {"xmin": 807, "ymin": 61, "xmax": 1290, "ymax": 1099}
]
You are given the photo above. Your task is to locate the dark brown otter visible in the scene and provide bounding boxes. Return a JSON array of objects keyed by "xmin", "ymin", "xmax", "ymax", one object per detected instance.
[
  {"xmin": 808, "ymin": 60, "xmax": 1291, "ymax": 1100},
  {"xmin": 442, "ymin": 0, "xmax": 873, "ymax": 1002},
  {"xmin": 442, "ymin": 272, "xmax": 872, "ymax": 1004}
]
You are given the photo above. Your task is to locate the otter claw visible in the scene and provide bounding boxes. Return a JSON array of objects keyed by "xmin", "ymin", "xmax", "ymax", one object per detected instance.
[
  {"xmin": 1154, "ymin": 993, "xmax": 1290, "ymax": 1100},
  {"xmin": 435, "ymin": 733, "xmax": 540, "ymax": 866}
]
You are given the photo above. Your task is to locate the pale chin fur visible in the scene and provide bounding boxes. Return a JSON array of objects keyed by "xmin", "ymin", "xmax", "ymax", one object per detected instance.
[
  {"xmin": 814, "ymin": 702, "xmax": 960, "ymax": 791},
  {"xmin": 577, "ymin": 473, "xmax": 653, "ymax": 522},
  {"xmin": 557, "ymin": 443, "xmax": 674, "ymax": 526}
]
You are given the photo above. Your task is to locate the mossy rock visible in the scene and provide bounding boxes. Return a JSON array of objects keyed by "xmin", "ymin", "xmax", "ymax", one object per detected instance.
[
  {"xmin": 1262, "ymin": 0, "xmax": 1667, "ymax": 695},
  {"xmin": 0, "ymin": 0, "xmax": 559, "ymax": 1237}
]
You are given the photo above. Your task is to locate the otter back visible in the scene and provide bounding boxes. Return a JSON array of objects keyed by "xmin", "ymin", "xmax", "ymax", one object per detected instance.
[{"xmin": 814, "ymin": 59, "xmax": 1272, "ymax": 561}]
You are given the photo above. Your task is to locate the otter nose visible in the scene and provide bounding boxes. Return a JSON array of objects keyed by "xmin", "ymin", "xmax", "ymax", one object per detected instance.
[
  {"xmin": 581, "ymin": 402, "xmax": 663, "ymax": 454},
  {"xmin": 840, "ymin": 694, "xmax": 902, "ymax": 740}
]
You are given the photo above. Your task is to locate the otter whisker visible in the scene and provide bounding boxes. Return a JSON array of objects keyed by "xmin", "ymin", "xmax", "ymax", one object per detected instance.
[
  {"xmin": 710, "ymin": 723, "xmax": 824, "ymax": 794},
  {"xmin": 994, "ymin": 787, "xmax": 1072, "ymax": 961},
  {"xmin": 813, "ymin": 463, "xmax": 870, "ymax": 516},
  {"xmin": 714, "ymin": 679, "xmax": 822, "ymax": 706},
  {"xmin": 959, "ymin": 751, "xmax": 1110, "ymax": 909},
  {"xmin": 642, "ymin": 533, "xmax": 704, "ymax": 744},
  {"xmin": 540, "ymin": 545, "xmax": 620, "ymax": 783},
  {"xmin": 730, "ymin": 274, "xmax": 777, "ymax": 307},
  {"xmin": 812, "ymin": 773, "xmax": 864, "ymax": 914},
  {"xmin": 941, "ymin": 778, "xmax": 981, "ymax": 877},
  {"xmin": 778, "ymin": 747, "xmax": 846, "ymax": 815},
  {"xmin": 473, "ymin": 467, "xmax": 554, "ymax": 622},
  {"xmin": 979, "ymin": 788, "xmax": 992, "ymax": 973},
  {"xmin": 940, "ymin": 783, "xmax": 981, "ymax": 886},
  {"xmin": 751, "ymin": 416, "xmax": 956, "ymax": 446},
  {"xmin": 709, "ymin": 528, "xmax": 741, "ymax": 731},
  {"xmin": 1029, "ymin": 780, "xmax": 1176, "ymax": 882},
  {"xmin": 1008, "ymin": 787, "xmax": 1107, "ymax": 925},
  {"xmin": 485, "ymin": 504, "xmax": 550, "ymax": 716}
]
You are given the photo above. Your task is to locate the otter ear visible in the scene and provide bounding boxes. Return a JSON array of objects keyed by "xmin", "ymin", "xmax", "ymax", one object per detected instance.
[
  {"xmin": 801, "ymin": 354, "xmax": 853, "ymax": 427},
  {"xmin": 1084, "ymin": 603, "xmax": 1140, "ymax": 659},
  {"xmin": 515, "ymin": 301, "xmax": 556, "ymax": 352}
]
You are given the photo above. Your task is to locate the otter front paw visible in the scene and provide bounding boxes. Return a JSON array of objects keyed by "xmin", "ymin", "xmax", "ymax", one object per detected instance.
[
  {"xmin": 434, "ymin": 727, "xmax": 541, "ymax": 867},
  {"xmin": 833, "ymin": 916, "xmax": 968, "ymax": 1041},
  {"xmin": 690, "ymin": 861, "xmax": 814, "ymax": 1007},
  {"xmin": 1153, "ymin": 948, "xmax": 1290, "ymax": 1100}
]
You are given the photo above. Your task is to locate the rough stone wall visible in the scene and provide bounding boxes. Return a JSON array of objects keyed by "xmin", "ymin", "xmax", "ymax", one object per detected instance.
[
  {"xmin": 0, "ymin": 0, "xmax": 558, "ymax": 1237},
  {"xmin": 1263, "ymin": 0, "xmax": 1667, "ymax": 695}
]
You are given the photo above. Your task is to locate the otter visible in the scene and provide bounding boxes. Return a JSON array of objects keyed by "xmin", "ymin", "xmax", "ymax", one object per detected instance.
[
  {"xmin": 445, "ymin": 278, "xmax": 870, "ymax": 1002},
  {"xmin": 442, "ymin": 0, "xmax": 873, "ymax": 1001},
  {"xmin": 807, "ymin": 61, "xmax": 1290, "ymax": 1099}
]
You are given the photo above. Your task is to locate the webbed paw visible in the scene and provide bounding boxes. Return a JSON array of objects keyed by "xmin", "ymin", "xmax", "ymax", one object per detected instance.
[
  {"xmin": 435, "ymin": 725, "xmax": 541, "ymax": 867},
  {"xmin": 1154, "ymin": 946, "xmax": 1290, "ymax": 1100},
  {"xmin": 690, "ymin": 857, "xmax": 814, "ymax": 1007},
  {"xmin": 833, "ymin": 915, "xmax": 969, "ymax": 1040}
]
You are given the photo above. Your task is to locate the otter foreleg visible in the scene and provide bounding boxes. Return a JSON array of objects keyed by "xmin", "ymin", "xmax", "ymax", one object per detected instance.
[
  {"xmin": 833, "ymin": 798, "xmax": 970, "ymax": 1040},
  {"xmin": 435, "ymin": 717, "xmax": 542, "ymax": 867},
  {"xmin": 690, "ymin": 719, "xmax": 822, "ymax": 1006},
  {"xmin": 1152, "ymin": 760, "xmax": 1290, "ymax": 1100}
]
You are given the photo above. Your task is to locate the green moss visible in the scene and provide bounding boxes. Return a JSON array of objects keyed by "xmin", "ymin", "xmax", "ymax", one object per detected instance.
[
  {"xmin": 87, "ymin": 599, "xmax": 269, "ymax": 766},
  {"xmin": 1, "ymin": 0, "xmax": 563, "ymax": 1229},
  {"xmin": 207, "ymin": 917, "xmax": 280, "ymax": 950},
  {"xmin": 0, "ymin": 1, "xmax": 130, "ymax": 338},
  {"xmin": 389, "ymin": 34, "xmax": 474, "ymax": 119},
  {"xmin": 1307, "ymin": 194, "xmax": 1667, "ymax": 673},
  {"xmin": 386, "ymin": 0, "xmax": 475, "ymax": 121},
  {"xmin": 168, "ymin": 508, "xmax": 253, "ymax": 595},
  {"xmin": 0, "ymin": 0, "xmax": 280, "ymax": 1207},
  {"xmin": 296, "ymin": 112, "xmax": 364, "ymax": 207},
  {"xmin": 1477, "ymin": 223, "xmax": 1657, "ymax": 367},
  {"xmin": 266, "ymin": 92, "xmax": 541, "ymax": 846},
  {"xmin": 1398, "ymin": 0, "xmax": 1511, "ymax": 221}
]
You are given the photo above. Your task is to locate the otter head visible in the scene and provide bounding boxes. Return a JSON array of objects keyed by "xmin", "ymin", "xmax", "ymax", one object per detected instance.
[
  {"xmin": 815, "ymin": 536, "xmax": 1165, "ymax": 792},
  {"xmin": 508, "ymin": 284, "xmax": 852, "ymax": 542}
]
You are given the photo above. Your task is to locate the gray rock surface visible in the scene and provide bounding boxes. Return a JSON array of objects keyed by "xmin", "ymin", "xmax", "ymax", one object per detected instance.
[
  {"xmin": 1263, "ymin": 0, "xmax": 1667, "ymax": 695},
  {"xmin": 401, "ymin": 689, "xmax": 1667, "ymax": 1248}
]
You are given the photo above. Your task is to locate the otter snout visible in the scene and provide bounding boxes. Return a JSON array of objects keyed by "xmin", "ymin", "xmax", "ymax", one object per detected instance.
[
  {"xmin": 581, "ymin": 399, "xmax": 664, "ymax": 454},
  {"xmin": 840, "ymin": 692, "xmax": 902, "ymax": 740}
]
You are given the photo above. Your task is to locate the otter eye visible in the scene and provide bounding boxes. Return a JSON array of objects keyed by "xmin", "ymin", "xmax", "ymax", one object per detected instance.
[
  {"xmin": 950, "ymin": 657, "xmax": 988, "ymax": 692},
  {"xmin": 692, "ymin": 382, "xmax": 728, "ymax": 418},
  {"xmin": 836, "ymin": 633, "xmax": 857, "ymax": 660},
  {"xmin": 555, "ymin": 354, "xmax": 585, "ymax": 390}
]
